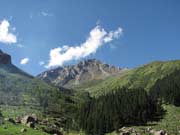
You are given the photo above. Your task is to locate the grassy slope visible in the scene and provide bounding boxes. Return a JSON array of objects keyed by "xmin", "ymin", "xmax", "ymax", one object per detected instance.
[
  {"xmin": 0, "ymin": 105, "xmax": 49, "ymax": 135},
  {"xmin": 0, "ymin": 105, "xmax": 82, "ymax": 135},
  {"xmin": 69, "ymin": 60, "xmax": 180, "ymax": 135},
  {"xmin": 0, "ymin": 64, "xmax": 53, "ymax": 94},
  {"xmin": 1, "ymin": 60, "xmax": 180, "ymax": 135},
  {"xmin": 85, "ymin": 60, "xmax": 180, "ymax": 97},
  {"xmin": 42, "ymin": 105, "xmax": 180, "ymax": 135},
  {"xmin": 0, "ymin": 122, "xmax": 49, "ymax": 135},
  {"xmin": 0, "ymin": 64, "xmax": 74, "ymax": 135}
]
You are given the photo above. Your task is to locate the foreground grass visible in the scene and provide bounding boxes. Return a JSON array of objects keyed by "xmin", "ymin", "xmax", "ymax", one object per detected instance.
[
  {"xmin": 0, "ymin": 105, "xmax": 43, "ymax": 118},
  {"xmin": 0, "ymin": 121, "xmax": 49, "ymax": 135},
  {"xmin": 0, "ymin": 105, "xmax": 49, "ymax": 135}
]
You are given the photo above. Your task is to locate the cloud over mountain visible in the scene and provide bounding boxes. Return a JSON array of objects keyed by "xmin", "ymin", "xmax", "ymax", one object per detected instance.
[
  {"xmin": 0, "ymin": 19, "xmax": 17, "ymax": 44},
  {"xmin": 20, "ymin": 58, "xmax": 29, "ymax": 65},
  {"xmin": 46, "ymin": 25, "xmax": 123, "ymax": 68}
]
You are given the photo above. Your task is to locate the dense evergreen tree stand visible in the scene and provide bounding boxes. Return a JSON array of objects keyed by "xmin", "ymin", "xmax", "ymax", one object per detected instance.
[
  {"xmin": 150, "ymin": 70, "xmax": 180, "ymax": 106},
  {"xmin": 76, "ymin": 88, "xmax": 162, "ymax": 135}
]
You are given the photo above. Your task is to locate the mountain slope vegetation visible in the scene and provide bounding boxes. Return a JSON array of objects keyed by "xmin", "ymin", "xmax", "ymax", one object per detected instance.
[
  {"xmin": 85, "ymin": 60, "xmax": 180, "ymax": 97},
  {"xmin": 1, "ymin": 49, "xmax": 180, "ymax": 135},
  {"xmin": 0, "ymin": 50, "xmax": 78, "ymax": 134},
  {"xmin": 74, "ymin": 60, "xmax": 180, "ymax": 135}
]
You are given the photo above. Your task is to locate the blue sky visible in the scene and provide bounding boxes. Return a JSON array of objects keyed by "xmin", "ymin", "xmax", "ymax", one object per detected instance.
[{"xmin": 0, "ymin": 0, "xmax": 180, "ymax": 75}]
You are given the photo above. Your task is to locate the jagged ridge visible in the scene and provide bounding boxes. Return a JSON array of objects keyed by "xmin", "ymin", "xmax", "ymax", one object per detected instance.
[{"xmin": 37, "ymin": 59, "xmax": 127, "ymax": 88}]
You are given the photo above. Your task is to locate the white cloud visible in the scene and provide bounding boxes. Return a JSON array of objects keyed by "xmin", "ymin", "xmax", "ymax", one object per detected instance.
[
  {"xmin": 0, "ymin": 19, "xmax": 17, "ymax": 44},
  {"xmin": 39, "ymin": 61, "xmax": 45, "ymax": 66},
  {"xmin": 20, "ymin": 58, "xmax": 29, "ymax": 65},
  {"xmin": 46, "ymin": 25, "xmax": 123, "ymax": 68}
]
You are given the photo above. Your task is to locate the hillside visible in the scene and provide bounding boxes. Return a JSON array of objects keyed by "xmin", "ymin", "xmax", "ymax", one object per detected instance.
[
  {"xmin": 85, "ymin": 60, "xmax": 180, "ymax": 97},
  {"xmin": 37, "ymin": 59, "xmax": 127, "ymax": 88},
  {"xmin": 0, "ymin": 50, "xmax": 58, "ymax": 106},
  {"xmin": 1, "ymin": 49, "xmax": 180, "ymax": 135},
  {"xmin": 75, "ymin": 60, "xmax": 180, "ymax": 135},
  {"xmin": 105, "ymin": 105, "xmax": 180, "ymax": 135},
  {"xmin": 0, "ymin": 50, "xmax": 78, "ymax": 135}
]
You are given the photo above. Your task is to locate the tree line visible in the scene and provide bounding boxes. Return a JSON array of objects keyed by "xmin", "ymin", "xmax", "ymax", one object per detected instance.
[
  {"xmin": 76, "ymin": 87, "xmax": 162, "ymax": 135},
  {"xmin": 150, "ymin": 69, "xmax": 180, "ymax": 106}
]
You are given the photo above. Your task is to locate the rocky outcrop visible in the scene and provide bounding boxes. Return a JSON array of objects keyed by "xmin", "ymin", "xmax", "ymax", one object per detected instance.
[
  {"xmin": 154, "ymin": 130, "xmax": 167, "ymax": 135},
  {"xmin": 0, "ymin": 50, "xmax": 11, "ymax": 64},
  {"xmin": 21, "ymin": 115, "xmax": 38, "ymax": 128},
  {"xmin": 37, "ymin": 59, "xmax": 127, "ymax": 88},
  {"xmin": 118, "ymin": 127, "xmax": 168, "ymax": 135}
]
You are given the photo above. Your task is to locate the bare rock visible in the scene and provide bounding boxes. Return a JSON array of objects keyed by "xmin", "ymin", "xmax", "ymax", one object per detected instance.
[
  {"xmin": 21, "ymin": 115, "xmax": 36, "ymax": 124},
  {"xmin": 21, "ymin": 115, "xmax": 37, "ymax": 128},
  {"xmin": 37, "ymin": 59, "xmax": 125, "ymax": 88},
  {"xmin": 31, "ymin": 113, "xmax": 38, "ymax": 122},
  {"xmin": 21, "ymin": 128, "xmax": 27, "ymax": 132},
  {"xmin": 154, "ymin": 130, "xmax": 167, "ymax": 135},
  {"xmin": 15, "ymin": 116, "xmax": 21, "ymax": 123},
  {"xmin": 27, "ymin": 121, "xmax": 35, "ymax": 128}
]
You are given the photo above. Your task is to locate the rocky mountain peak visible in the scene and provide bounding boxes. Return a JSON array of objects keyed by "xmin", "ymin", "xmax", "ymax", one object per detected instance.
[
  {"xmin": 37, "ymin": 59, "xmax": 126, "ymax": 88},
  {"xmin": 0, "ymin": 50, "xmax": 11, "ymax": 64}
]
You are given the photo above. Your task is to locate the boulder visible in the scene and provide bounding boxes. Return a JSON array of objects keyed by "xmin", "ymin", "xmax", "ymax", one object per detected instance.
[
  {"xmin": 150, "ymin": 129, "xmax": 155, "ymax": 134},
  {"xmin": 21, "ymin": 115, "xmax": 37, "ymax": 128},
  {"xmin": 154, "ymin": 130, "xmax": 167, "ymax": 135},
  {"xmin": 118, "ymin": 127, "xmax": 136, "ymax": 135},
  {"xmin": 15, "ymin": 116, "xmax": 21, "ymax": 123},
  {"xmin": 21, "ymin": 115, "xmax": 36, "ymax": 124},
  {"xmin": 27, "ymin": 121, "xmax": 35, "ymax": 128},
  {"xmin": 31, "ymin": 113, "xmax": 38, "ymax": 123},
  {"xmin": 146, "ymin": 127, "xmax": 152, "ymax": 132},
  {"xmin": 21, "ymin": 128, "xmax": 27, "ymax": 132}
]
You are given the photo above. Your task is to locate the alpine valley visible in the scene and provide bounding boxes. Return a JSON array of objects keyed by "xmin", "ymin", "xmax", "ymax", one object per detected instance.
[{"xmin": 1, "ymin": 49, "xmax": 180, "ymax": 135}]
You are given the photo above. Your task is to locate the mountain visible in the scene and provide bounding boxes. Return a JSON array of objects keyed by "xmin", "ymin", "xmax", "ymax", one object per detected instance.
[
  {"xmin": 0, "ymin": 49, "xmax": 77, "ymax": 134},
  {"xmin": 76, "ymin": 60, "xmax": 180, "ymax": 135},
  {"xmin": 1, "ymin": 49, "xmax": 180, "ymax": 135},
  {"xmin": 84, "ymin": 60, "xmax": 180, "ymax": 97},
  {"xmin": 0, "ymin": 49, "xmax": 58, "ymax": 106},
  {"xmin": 37, "ymin": 59, "xmax": 127, "ymax": 88},
  {"xmin": 0, "ymin": 50, "xmax": 11, "ymax": 64}
]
